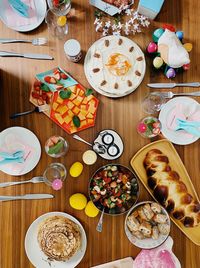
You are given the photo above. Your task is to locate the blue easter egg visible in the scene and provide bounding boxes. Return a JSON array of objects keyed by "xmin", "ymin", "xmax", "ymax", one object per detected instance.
[
  {"xmin": 176, "ymin": 31, "xmax": 184, "ymax": 40},
  {"xmin": 152, "ymin": 28, "xmax": 164, "ymax": 43},
  {"xmin": 166, "ymin": 68, "xmax": 176, "ymax": 78}
]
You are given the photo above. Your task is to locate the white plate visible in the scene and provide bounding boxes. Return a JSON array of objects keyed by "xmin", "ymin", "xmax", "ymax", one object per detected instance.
[
  {"xmin": 0, "ymin": 0, "xmax": 46, "ymax": 32},
  {"xmin": 159, "ymin": 97, "xmax": 200, "ymax": 145},
  {"xmin": 0, "ymin": 126, "xmax": 41, "ymax": 176},
  {"xmin": 125, "ymin": 201, "xmax": 170, "ymax": 249},
  {"xmin": 25, "ymin": 212, "xmax": 87, "ymax": 268},
  {"xmin": 84, "ymin": 36, "xmax": 146, "ymax": 98}
]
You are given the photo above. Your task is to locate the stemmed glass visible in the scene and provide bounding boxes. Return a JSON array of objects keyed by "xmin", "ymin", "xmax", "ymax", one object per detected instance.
[
  {"xmin": 142, "ymin": 93, "xmax": 166, "ymax": 114},
  {"xmin": 47, "ymin": 0, "xmax": 71, "ymax": 16}
]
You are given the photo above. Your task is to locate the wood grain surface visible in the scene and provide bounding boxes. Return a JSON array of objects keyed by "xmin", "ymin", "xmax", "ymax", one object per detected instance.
[{"xmin": 0, "ymin": 0, "xmax": 200, "ymax": 267}]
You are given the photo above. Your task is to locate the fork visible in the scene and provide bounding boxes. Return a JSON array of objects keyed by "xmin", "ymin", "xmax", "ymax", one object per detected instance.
[
  {"xmin": 0, "ymin": 37, "xmax": 47, "ymax": 46},
  {"xmin": 10, "ymin": 104, "xmax": 49, "ymax": 119},
  {"xmin": 152, "ymin": 91, "xmax": 200, "ymax": 99},
  {"xmin": 0, "ymin": 176, "xmax": 45, "ymax": 188}
]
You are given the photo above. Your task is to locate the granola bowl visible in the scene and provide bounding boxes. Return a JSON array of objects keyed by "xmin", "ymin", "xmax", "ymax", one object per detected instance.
[{"xmin": 125, "ymin": 201, "xmax": 170, "ymax": 249}]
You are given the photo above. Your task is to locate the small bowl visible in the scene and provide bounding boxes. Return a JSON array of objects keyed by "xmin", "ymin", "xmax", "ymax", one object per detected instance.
[
  {"xmin": 45, "ymin": 135, "xmax": 69, "ymax": 158},
  {"xmin": 125, "ymin": 201, "xmax": 170, "ymax": 249},
  {"xmin": 43, "ymin": 163, "xmax": 67, "ymax": 190},
  {"xmin": 89, "ymin": 164, "xmax": 140, "ymax": 216}
]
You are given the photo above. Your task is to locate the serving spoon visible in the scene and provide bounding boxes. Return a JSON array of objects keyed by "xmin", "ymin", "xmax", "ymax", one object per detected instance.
[{"xmin": 73, "ymin": 134, "xmax": 106, "ymax": 154}]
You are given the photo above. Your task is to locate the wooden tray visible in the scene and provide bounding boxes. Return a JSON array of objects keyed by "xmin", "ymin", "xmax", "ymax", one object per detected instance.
[
  {"xmin": 91, "ymin": 257, "xmax": 134, "ymax": 268},
  {"xmin": 130, "ymin": 139, "xmax": 200, "ymax": 245}
]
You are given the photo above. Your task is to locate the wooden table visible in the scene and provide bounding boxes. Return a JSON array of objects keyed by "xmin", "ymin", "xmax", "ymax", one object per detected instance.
[{"xmin": 0, "ymin": 0, "xmax": 200, "ymax": 267}]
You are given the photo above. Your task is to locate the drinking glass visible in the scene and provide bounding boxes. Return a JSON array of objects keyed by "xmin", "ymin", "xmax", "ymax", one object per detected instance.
[
  {"xmin": 45, "ymin": 9, "xmax": 68, "ymax": 40},
  {"xmin": 47, "ymin": 0, "xmax": 71, "ymax": 16},
  {"xmin": 142, "ymin": 93, "xmax": 166, "ymax": 114},
  {"xmin": 137, "ymin": 116, "xmax": 161, "ymax": 138},
  {"xmin": 43, "ymin": 163, "xmax": 67, "ymax": 190},
  {"xmin": 45, "ymin": 135, "xmax": 69, "ymax": 158}
]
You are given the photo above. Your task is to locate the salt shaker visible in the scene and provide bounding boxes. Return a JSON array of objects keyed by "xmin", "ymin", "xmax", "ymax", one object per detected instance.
[{"xmin": 64, "ymin": 39, "xmax": 82, "ymax": 62}]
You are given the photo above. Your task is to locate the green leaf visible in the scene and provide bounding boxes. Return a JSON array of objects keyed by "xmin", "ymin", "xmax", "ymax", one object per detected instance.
[
  {"xmin": 72, "ymin": 115, "xmax": 81, "ymax": 128},
  {"xmin": 48, "ymin": 140, "xmax": 64, "ymax": 155},
  {"xmin": 59, "ymin": 89, "xmax": 72, "ymax": 99},
  {"xmin": 41, "ymin": 84, "xmax": 50, "ymax": 92},
  {"xmin": 85, "ymin": 88, "xmax": 93, "ymax": 96}
]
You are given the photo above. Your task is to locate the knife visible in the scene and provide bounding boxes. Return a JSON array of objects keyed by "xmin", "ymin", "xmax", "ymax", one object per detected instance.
[
  {"xmin": 0, "ymin": 194, "xmax": 54, "ymax": 201},
  {"xmin": 147, "ymin": 82, "xmax": 200, "ymax": 88},
  {"xmin": 0, "ymin": 51, "xmax": 53, "ymax": 60}
]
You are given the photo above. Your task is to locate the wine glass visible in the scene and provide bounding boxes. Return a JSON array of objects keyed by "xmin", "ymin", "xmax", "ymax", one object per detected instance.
[
  {"xmin": 45, "ymin": 135, "xmax": 69, "ymax": 158},
  {"xmin": 43, "ymin": 163, "xmax": 67, "ymax": 190},
  {"xmin": 137, "ymin": 116, "xmax": 162, "ymax": 138},
  {"xmin": 45, "ymin": 9, "xmax": 68, "ymax": 40},
  {"xmin": 142, "ymin": 93, "xmax": 166, "ymax": 114},
  {"xmin": 47, "ymin": 0, "xmax": 71, "ymax": 16}
]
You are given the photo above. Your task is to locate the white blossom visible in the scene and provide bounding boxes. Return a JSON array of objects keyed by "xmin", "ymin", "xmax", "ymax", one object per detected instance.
[
  {"xmin": 133, "ymin": 23, "xmax": 140, "ymax": 30},
  {"xmin": 112, "ymin": 24, "xmax": 118, "ymax": 31},
  {"xmin": 95, "ymin": 22, "xmax": 103, "ymax": 32},
  {"xmin": 94, "ymin": 18, "xmax": 100, "ymax": 25},
  {"xmin": 102, "ymin": 28, "xmax": 109, "ymax": 36},
  {"xmin": 129, "ymin": 17, "xmax": 135, "ymax": 24},
  {"xmin": 117, "ymin": 22, "xmax": 123, "ymax": 29},
  {"xmin": 125, "ymin": 8, "xmax": 132, "ymax": 16},
  {"xmin": 105, "ymin": 21, "xmax": 111, "ymax": 28},
  {"xmin": 113, "ymin": 30, "xmax": 121, "ymax": 36}
]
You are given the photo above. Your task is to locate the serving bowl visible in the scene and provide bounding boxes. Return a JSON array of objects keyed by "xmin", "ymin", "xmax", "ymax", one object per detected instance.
[
  {"xmin": 89, "ymin": 164, "xmax": 139, "ymax": 216},
  {"xmin": 125, "ymin": 201, "xmax": 171, "ymax": 249}
]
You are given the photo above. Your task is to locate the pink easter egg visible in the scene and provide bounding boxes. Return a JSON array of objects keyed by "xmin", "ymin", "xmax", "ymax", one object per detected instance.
[
  {"xmin": 183, "ymin": 63, "xmax": 190, "ymax": 70},
  {"xmin": 137, "ymin": 123, "xmax": 147, "ymax": 133},
  {"xmin": 52, "ymin": 178, "xmax": 63, "ymax": 190},
  {"xmin": 166, "ymin": 68, "xmax": 176, "ymax": 78},
  {"xmin": 147, "ymin": 42, "xmax": 158, "ymax": 53}
]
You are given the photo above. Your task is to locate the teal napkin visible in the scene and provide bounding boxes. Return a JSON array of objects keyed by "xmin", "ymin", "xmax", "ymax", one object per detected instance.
[
  {"xmin": 8, "ymin": 0, "xmax": 29, "ymax": 18},
  {"xmin": 176, "ymin": 119, "xmax": 200, "ymax": 137}
]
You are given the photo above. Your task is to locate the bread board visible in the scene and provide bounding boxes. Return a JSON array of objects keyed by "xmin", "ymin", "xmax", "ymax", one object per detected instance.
[{"xmin": 130, "ymin": 139, "xmax": 200, "ymax": 245}]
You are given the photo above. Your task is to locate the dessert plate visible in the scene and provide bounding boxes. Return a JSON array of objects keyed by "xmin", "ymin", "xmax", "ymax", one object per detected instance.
[
  {"xmin": 0, "ymin": 0, "xmax": 46, "ymax": 32},
  {"xmin": 130, "ymin": 139, "xmax": 200, "ymax": 245},
  {"xmin": 159, "ymin": 97, "xmax": 200, "ymax": 145},
  {"xmin": 0, "ymin": 127, "xmax": 41, "ymax": 176},
  {"xmin": 84, "ymin": 36, "xmax": 146, "ymax": 98},
  {"xmin": 25, "ymin": 211, "xmax": 87, "ymax": 268}
]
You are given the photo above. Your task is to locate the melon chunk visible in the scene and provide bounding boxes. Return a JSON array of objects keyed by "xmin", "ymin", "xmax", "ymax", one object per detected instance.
[
  {"xmin": 56, "ymin": 105, "xmax": 68, "ymax": 115},
  {"xmin": 54, "ymin": 113, "xmax": 64, "ymax": 125}
]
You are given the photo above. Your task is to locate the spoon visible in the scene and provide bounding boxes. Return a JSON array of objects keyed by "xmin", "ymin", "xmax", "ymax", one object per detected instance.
[
  {"xmin": 72, "ymin": 134, "xmax": 106, "ymax": 154},
  {"xmin": 96, "ymin": 208, "xmax": 105, "ymax": 232}
]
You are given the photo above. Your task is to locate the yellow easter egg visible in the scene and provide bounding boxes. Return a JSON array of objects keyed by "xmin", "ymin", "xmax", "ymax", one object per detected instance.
[
  {"xmin": 85, "ymin": 201, "xmax": 99, "ymax": 217},
  {"xmin": 69, "ymin": 162, "xmax": 83, "ymax": 177},
  {"xmin": 183, "ymin": 43, "xmax": 193, "ymax": 52},
  {"xmin": 57, "ymin": 16, "xmax": 67, "ymax": 27},
  {"xmin": 69, "ymin": 193, "xmax": 87, "ymax": 210}
]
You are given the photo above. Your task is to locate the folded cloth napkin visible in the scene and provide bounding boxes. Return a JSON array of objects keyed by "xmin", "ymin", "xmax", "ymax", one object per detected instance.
[
  {"xmin": 167, "ymin": 102, "xmax": 200, "ymax": 139},
  {"xmin": 0, "ymin": 133, "xmax": 34, "ymax": 175},
  {"xmin": 175, "ymin": 119, "xmax": 200, "ymax": 138},
  {"xmin": 8, "ymin": 0, "xmax": 29, "ymax": 17},
  {"xmin": 3, "ymin": 0, "xmax": 37, "ymax": 27}
]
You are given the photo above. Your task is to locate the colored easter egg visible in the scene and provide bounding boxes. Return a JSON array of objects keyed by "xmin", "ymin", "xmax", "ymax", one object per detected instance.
[
  {"xmin": 166, "ymin": 68, "xmax": 176, "ymax": 78},
  {"xmin": 183, "ymin": 63, "xmax": 190, "ymax": 70},
  {"xmin": 147, "ymin": 42, "xmax": 158, "ymax": 53},
  {"xmin": 153, "ymin": 28, "xmax": 164, "ymax": 42},
  {"xmin": 183, "ymin": 43, "xmax": 193, "ymax": 52},
  {"xmin": 69, "ymin": 193, "xmax": 87, "ymax": 210},
  {"xmin": 176, "ymin": 31, "xmax": 184, "ymax": 40},
  {"xmin": 163, "ymin": 24, "xmax": 175, "ymax": 32},
  {"xmin": 52, "ymin": 179, "xmax": 63, "ymax": 190},
  {"xmin": 85, "ymin": 201, "xmax": 99, "ymax": 217},
  {"xmin": 137, "ymin": 122, "xmax": 147, "ymax": 133},
  {"xmin": 153, "ymin": 57, "xmax": 164, "ymax": 69},
  {"xmin": 69, "ymin": 162, "xmax": 83, "ymax": 177}
]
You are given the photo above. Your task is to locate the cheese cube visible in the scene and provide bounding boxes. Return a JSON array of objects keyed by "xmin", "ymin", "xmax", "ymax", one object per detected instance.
[
  {"xmin": 88, "ymin": 105, "xmax": 96, "ymax": 114},
  {"xmin": 80, "ymin": 120, "xmax": 87, "ymax": 127},
  {"xmin": 80, "ymin": 104, "xmax": 87, "ymax": 110},
  {"xmin": 67, "ymin": 101, "xmax": 75, "ymax": 109},
  {"xmin": 78, "ymin": 112, "xmax": 86, "ymax": 121},
  {"xmin": 63, "ymin": 115, "xmax": 72, "ymax": 124},
  {"xmin": 80, "ymin": 109, "xmax": 88, "ymax": 116},
  {"xmin": 69, "ymin": 93, "xmax": 76, "ymax": 100},
  {"xmin": 68, "ymin": 110, "xmax": 74, "ymax": 117},
  {"xmin": 52, "ymin": 102, "xmax": 59, "ymax": 111},
  {"xmin": 73, "ymin": 98, "xmax": 81, "ymax": 106},
  {"xmin": 87, "ymin": 119, "xmax": 94, "ymax": 124},
  {"xmin": 54, "ymin": 113, "xmax": 64, "ymax": 125},
  {"xmin": 68, "ymin": 85, "xmax": 77, "ymax": 93},
  {"xmin": 70, "ymin": 127, "xmax": 77, "ymax": 133},
  {"xmin": 86, "ymin": 113, "xmax": 93, "ymax": 119},
  {"xmin": 56, "ymin": 105, "xmax": 68, "ymax": 115},
  {"xmin": 89, "ymin": 99, "xmax": 96, "ymax": 106},
  {"xmin": 56, "ymin": 95, "xmax": 64, "ymax": 104},
  {"xmin": 79, "ymin": 89, "xmax": 85, "ymax": 96},
  {"xmin": 72, "ymin": 106, "xmax": 80, "ymax": 114},
  {"xmin": 86, "ymin": 95, "xmax": 94, "ymax": 101},
  {"xmin": 82, "ymin": 97, "xmax": 88, "ymax": 105}
]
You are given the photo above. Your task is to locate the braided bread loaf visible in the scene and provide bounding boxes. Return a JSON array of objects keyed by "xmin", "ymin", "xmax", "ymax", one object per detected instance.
[{"xmin": 143, "ymin": 149, "xmax": 200, "ymax": 227}]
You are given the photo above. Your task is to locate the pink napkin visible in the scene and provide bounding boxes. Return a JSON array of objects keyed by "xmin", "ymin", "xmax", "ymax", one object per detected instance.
[
  {"xmin": 166, "ymin": 103, "xmax": 200, "ymax": 138},
  {"xmin": 0, "ymin": 133, "xmax": 35, "ymax": 175},
  {"xmin": 3, "ymin": 0, "xmax": 37, "ymax": 27}
]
